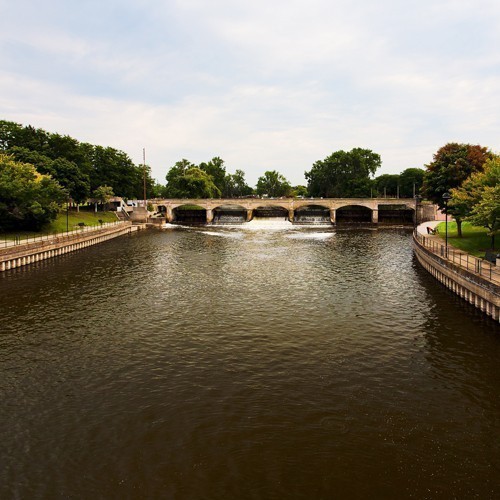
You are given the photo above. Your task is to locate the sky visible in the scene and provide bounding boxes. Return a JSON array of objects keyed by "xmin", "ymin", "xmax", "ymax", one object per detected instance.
[{"xmin": 1, "ymin": 0, "xmax": 500, "ymax": 187}]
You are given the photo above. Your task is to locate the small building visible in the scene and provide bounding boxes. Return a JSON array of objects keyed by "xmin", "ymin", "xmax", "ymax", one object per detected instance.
[{"xmin": 107, "ymin": 197, "xmax": 127, "ymax": 211}]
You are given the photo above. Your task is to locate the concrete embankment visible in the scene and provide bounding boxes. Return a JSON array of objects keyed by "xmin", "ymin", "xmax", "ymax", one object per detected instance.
[
  {"xmin": 413, "ymin": 224, "xmax": 500, "ymax": 323},
  {"xmin": 0, "ymin": 222, "xmax": 144, "ymax": 272}
]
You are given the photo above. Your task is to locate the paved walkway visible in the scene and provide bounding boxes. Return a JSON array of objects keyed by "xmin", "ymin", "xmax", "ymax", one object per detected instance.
[
  {"xmin": 416, "ymin": 220, "xmax": 441, "ymax": 236},
  {"xmin": 415, "ymin": 221, "xmax": 499, "ymax": 286}
]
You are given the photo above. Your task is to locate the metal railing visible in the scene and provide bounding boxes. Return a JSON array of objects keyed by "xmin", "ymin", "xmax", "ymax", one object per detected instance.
[
  {"xmin": 120, "ymin": 207, "xmax": 131, "ymax": 220},
  {"xmin": 414, "ymin": 230, "xmax": 499, "ymax": 286},
  {"xmin": 1, "ymin": 221, "xmax": 128, "ymax": 249}
]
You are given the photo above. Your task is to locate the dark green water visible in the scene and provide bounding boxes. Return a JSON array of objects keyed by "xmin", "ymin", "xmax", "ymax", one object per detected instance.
[{"xmin": 1, "ymin": 224, "xmax": 499, "ymax": 499}]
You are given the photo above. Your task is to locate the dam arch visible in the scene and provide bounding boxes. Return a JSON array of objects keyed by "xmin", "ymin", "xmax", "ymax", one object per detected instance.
[{"xmin": 152, "ymin": 197, "xmax": 422, "ymax": 225}]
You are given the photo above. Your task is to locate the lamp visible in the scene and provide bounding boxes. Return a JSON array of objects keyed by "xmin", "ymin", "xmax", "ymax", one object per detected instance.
[{"xmin": 442, "ymin": 192, "xmax": 451, "ymax": 256}]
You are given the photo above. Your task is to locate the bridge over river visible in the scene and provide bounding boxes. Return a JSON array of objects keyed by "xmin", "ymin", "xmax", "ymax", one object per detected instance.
[{"xmin": 153, "ymin": 197, "xmax": 425, "ymax": 225}]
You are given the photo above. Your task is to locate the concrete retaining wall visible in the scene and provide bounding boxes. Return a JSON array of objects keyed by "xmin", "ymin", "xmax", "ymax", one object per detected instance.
[
  {"xmin": 0, "ymin": 222, "xmax": 141, "ymax": 272},
  {"xmin": 413, "ymin": 233, "xmax": 500, "ymax": 323}
]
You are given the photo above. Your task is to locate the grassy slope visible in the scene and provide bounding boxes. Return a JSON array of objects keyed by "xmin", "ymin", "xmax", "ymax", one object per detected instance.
[
  {"xmin": 435, "ymin": 221, "xmax": 495, "ymax": 257},
  {"xmin": 1, "ymin": 211, "xmax": 118, "ymax": 240}
]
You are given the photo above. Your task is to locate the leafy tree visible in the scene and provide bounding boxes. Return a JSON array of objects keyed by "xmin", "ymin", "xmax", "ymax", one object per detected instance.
[
  {"xmin": 93, "ymin": 185, "xmax": 114, "ymax": 209},
  {"xmin": 7, "ymin": 146, "xmax": 90, "ymax": 204},
  {"xmin": 466, "ymin": 186, "xmax": 500, "ymax": 249},
  {"xmin": 0, "ymin": 120, "xmax": 150, "ymax": 200},
  {"xmin": 373, "ymin": 174, "xmax": 399, "ymax": 197},
  {"xmin": 0, "ymin": 154, "xmax": 65, "ymax": 231},
  {"xmin": 256, "ymin": 170, "xmax": 291, "ymax": 197},
  {"xmin": 50, "ymin": 158, "xmax": 90, "ymax": 204},
  {"xmin": 450, "ymin": 157, "xmax": 500, "ymax": 248},
  {"xmin": 305, "ymin": 148, "xmax": 381, "ymax": 198},
  {"xmin": 224, "ymin": 169, "xmax": 253, "ymax": 197},
  {"xmin": 176, "ymin": 167, "xmax": 221, "ymax": 198},
  {"xmin": 399, "ymin": 168, "xmax": 425, "ymax": 197},
  {"xmin": 199, "ymin": 157, "xmax": 226, "ymax": 195},
  {"xmin": 0, "ymin": 120, "xmax": 49, "ymax": 152},
  {"xmin": 291, "ymin": 185, "xmax": 309, "ymax": 197},
  {"xmin": 90, "ymin": 146, "xmax": 142, "ymax": 199},
  {"xmin": 164, "ymin": 160, "xmax": 221, "ymax": 198},
  {"xmin": 165, "ymin": 159, "xmax": 196, "ymax": 197},
  {"xmin": 7, "ymin": 146, "xmax": 55, "ymax": 176},
  {"xmin": 422, "ymin": 143, "xmax": 492, "ymax": 237},
  {"xmin": 149, "ymin": 182, "xmax": 169, "ymax": 198}
]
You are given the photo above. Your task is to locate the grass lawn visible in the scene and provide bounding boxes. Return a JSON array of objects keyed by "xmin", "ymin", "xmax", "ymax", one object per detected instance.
[
  {"xmin": 1, "ymin": 211, "xmax": 118, "ymax": 241},
  {"xmin": 435, "ymin": 221, "xmax": 496, "ymax": 257}
]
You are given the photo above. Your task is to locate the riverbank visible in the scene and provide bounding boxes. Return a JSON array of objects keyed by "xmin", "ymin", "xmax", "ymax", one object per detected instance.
[
  {"xmin": 434, "ymin": 221, "xmax": 496, "ymax": 258},
  {"xmin": 0, "ymin": 221, "xmax": 145, "ymax": 272},
  {"xmin": 1, "ymin": 211, "xmax": 118, "ymax": 244},
  {"xmin": 413, "ymin": 222, "xmax": 499, "ymax": 322}
]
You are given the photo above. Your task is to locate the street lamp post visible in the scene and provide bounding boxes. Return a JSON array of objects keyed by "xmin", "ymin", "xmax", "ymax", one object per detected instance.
[
  {"xmin": 414, "ymin": 194, "xmax": 421, "ymax": 229},
  {"xmin": 442, "ymin": 192, "xmax": 451, "ymax": 257}
]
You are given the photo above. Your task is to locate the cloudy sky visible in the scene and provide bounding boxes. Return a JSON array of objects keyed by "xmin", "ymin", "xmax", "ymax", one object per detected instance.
[{"xmin": 1, "ymin": 0, "xmax": 499, "ymax": 186}]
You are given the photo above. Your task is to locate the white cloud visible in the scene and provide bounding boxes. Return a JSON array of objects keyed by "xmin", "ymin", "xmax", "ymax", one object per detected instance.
[{"xmin": 1, "ymin": 0, "xmax": 500, "ymax": 186}]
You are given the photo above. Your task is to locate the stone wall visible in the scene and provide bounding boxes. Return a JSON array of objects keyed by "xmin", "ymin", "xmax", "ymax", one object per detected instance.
[
  {"xmin": 0, "ymin": 222, "xmax": 140, "ymax": 272},
  {"xmin": 413, "ymin": 232, "xmax": 500, "ymax": 323}
]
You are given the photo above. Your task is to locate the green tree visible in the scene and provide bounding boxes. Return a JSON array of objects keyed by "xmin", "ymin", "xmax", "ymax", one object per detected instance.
[
  {"xmin": 8, "ymin": 146, "xmax": 90, "ymax": 204},
  {"xmin": 224, "ymin": 169, "xmax": 253, "ymax": 197},
  {"xmin": 176, "ymin": 167, "xmax": 221, "ymax": 198},
  {"xmin": 164, "ymin": 160, "xmax": 221, "ymax": 198},
  {"xmin": 305, "ymin": 148, "xmax": 381, "ymax": 198},
  {"xmin": 90, "ymin": 146, "xmax": 142, "ymax": 199},
  {"xmin": 291, "ymin": 185, "xmax": 309, "ymax": 197},
  {"xmin": 450, "ymin": 157, "xmax": 500, "ymax": 248},
  {"xmin": 0, "ymin": 120, "xmax": 149, "ymax": 200},
  {"xmin": 466, "ymin": 186, "xmax": 500, "ymax": 249},
  {"xmin": 0, "ymin": 154, "xmax": 65, "ymax": 231},
  {"xmin": 256, "ymin": 170, "xmax": 291, "ymax": 197},
  {"xmin": 93, "ymin": 185, "xmax": 114, "ymax": 210},
  {"xmin": 0, "ymin": 120, "xmax": 49, "ymax": 152},
  {"xmin": 422, "ymin": 143, "xmax": 492, "ymax": 237},
  {"xmin": 7, "ymin": 146, "xmax": 55, "ymax": 176},
  {"xmin": 373, "ymin": 174, "xmax": 399, "ymax": 197},
  {"xmin": 399, "ymin": 168, "xmax": 425, "ymax": 197},
  {"xmin": 199, "ymin": 157, "xmax": 226, "ymax": 195},
  {"xmin": 165, "ymin": 159, "xmax": 196, "ymax": 197}
]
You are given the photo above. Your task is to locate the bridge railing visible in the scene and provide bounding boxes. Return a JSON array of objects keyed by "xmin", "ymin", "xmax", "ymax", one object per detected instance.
[{"xmin": 414, "ymin": 231, "xmax": 500, "ymax": 286}]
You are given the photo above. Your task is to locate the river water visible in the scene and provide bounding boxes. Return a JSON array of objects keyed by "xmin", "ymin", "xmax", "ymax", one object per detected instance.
[{"xmin": 1, "ymin": 224, "xmax": 499, "ymax": 499}]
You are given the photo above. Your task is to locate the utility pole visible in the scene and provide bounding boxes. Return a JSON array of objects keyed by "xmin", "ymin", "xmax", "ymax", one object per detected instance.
[{"xmin": 143, "ymin": 148, "xmax": 147, "ymax": 209}]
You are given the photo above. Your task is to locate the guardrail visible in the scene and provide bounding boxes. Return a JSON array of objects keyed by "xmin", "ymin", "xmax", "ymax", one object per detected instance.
[
  {"xmin": 1, "ymin": 221, "xmax": 127, "ymax": 249},
  {"xmin": 414, "ymin": 230, "xmax": 499, "ymax": 286}
]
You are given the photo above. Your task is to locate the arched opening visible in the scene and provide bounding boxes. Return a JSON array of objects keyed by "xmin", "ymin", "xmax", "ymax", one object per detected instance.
[
  {"xmin": 336, "ymin": 205, "xmax": 372, "ymax": 225},
  {"xmin": 173, "ymin": 205, "xmax": 207, "ymax": 225},
  {"xmin": 377, "ymin": 205, "xmax": 415, "ymax": 225},
  {"xmin": 213, "ymin": 205, "xmax": 247, "ymax": 224},
  {"xmin": 253, "ymin": 206, "xmax": 289, "ymax": 220},
  {"xmin": 294, "ymin": 205, "xmax": 331, "ymax": 224}
]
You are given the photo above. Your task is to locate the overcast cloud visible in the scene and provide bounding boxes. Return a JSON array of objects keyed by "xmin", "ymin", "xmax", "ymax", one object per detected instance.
[{"xmin": 1, "ymin": 0, "xmax": 499, "ymax": 186}]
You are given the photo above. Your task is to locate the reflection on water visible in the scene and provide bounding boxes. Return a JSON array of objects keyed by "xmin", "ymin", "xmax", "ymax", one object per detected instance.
[{"xmin": 0, "ymin": 225, "xmax": 499, "ymax": 499}]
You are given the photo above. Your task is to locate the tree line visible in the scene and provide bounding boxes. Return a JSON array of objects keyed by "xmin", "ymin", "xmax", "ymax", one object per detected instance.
[
  {"xmin": 421, "ymin": 143, "xmax": 499, "ymax": 246},
  {"xmin": 0, "ymin": 120, "xmax": 160, "ymax": 204},
  {"xmin": 164, "ymin": 148, "xmax": 425, "ymax": 199},
  {"xmin": 0, "ymin": 119, "xmax": 497, "ymax": 241}
]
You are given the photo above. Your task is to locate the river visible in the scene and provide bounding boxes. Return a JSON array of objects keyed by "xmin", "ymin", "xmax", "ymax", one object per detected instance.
[{"xmin": 1, "ymin": 224, "xmax": 499, "ymax": 499}]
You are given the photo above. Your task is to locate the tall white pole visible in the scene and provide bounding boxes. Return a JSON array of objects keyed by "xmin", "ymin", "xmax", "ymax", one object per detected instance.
[{"xmin": 143, "ymin": 148, "xmax": 147, "ymax": 208}]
